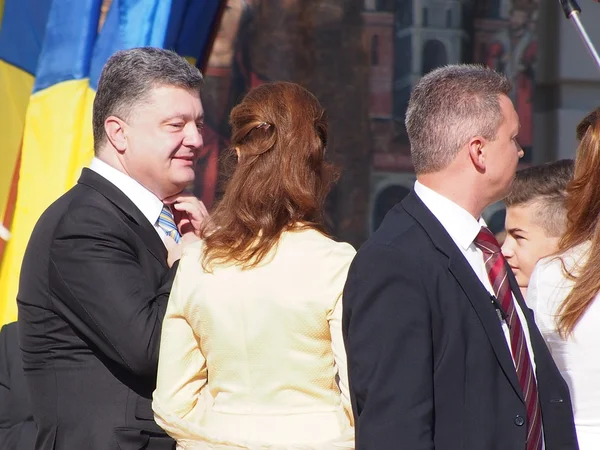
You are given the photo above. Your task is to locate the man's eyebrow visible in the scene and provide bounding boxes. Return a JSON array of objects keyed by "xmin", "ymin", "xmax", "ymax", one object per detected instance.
[{"xmin": 161, "ymin": 113, "xmax": 204, "ymax": 123}]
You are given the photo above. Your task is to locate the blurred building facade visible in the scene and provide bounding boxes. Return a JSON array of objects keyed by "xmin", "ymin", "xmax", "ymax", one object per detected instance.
[
  {"xmin": 199, "ymin": 0, "xmax": 600, "ymax": 241},
  {"xmin": 364, "ymin": 0, "xmax": 600, "ymax": 234}
]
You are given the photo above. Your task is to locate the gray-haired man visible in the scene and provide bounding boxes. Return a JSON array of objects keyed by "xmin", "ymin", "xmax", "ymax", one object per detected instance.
[
  {"xmin": 18, "ymin": 47, "xmax": 208, "ymax": 450},
  {"xmin": 343, "ymin": 64, "xmax": 579, "ymax": 450}
]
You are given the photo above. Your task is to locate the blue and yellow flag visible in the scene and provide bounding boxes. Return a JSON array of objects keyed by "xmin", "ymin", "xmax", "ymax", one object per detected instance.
[
  {"xmin": 0, "ymin": 0, "xmax": 52, "ymax": 245},
  {"xmin": 0, "ymin": 0, "xmax": 221, "ymax": 326}
]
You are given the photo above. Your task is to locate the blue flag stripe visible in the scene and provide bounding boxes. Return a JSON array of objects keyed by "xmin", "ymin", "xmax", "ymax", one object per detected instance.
[
  {"xmin": 33, "ymin": 0, "xmax": 102, "ymax": 93},
  {"xmin": 0, "ymin": 0, "xmax": 53, "ymax": 75}
]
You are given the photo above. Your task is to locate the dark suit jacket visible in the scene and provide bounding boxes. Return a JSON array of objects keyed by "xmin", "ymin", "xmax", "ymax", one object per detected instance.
[
  {"xmin": 342, "ymin": 191, "xmax": 579, "ymax": 450},
  {"xmin": 17, "ymin": 169, "xmax": 177, "ymax": 450},
  {"xmin": 0, "ymin": 322, "xmax": 36, "ymax": 450}
]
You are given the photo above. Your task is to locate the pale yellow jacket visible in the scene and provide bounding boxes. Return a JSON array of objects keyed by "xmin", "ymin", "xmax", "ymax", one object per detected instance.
[{"xmin": 152, "ymin": 228, "xmax": 356, "ymax": 449}]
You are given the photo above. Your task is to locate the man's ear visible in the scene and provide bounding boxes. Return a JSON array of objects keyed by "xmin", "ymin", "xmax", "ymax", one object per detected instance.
[
  {"xmin": 468, "ymin": 136, "xmax": 486, "ymax": 172},
  {"xmin": 104, "ymin": 116, "xmax": 127, "ymax": 152}
]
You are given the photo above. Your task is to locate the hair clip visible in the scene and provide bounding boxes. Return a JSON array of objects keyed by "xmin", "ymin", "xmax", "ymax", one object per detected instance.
[{"xmin": 255, "ymin": 122, "xmax": 271, "ymax": 130}]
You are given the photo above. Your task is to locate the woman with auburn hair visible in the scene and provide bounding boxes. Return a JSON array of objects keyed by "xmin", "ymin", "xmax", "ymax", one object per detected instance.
[
  {"xmin": 527, "ymin": 107, "xmax": 600, "ymax": 449},
  {"xmin": 152, "ymin": 81, "xmax": 356, "ymax": 449}
]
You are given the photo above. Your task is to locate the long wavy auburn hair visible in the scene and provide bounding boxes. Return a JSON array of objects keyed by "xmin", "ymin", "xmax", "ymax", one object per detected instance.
[
  {"xmin": 201, "ymin": 81, "xmax": 337, "ymax": 270},
  {"xmin": 556, "ymin": 107, "xmax": 600, "ymax": 337}
]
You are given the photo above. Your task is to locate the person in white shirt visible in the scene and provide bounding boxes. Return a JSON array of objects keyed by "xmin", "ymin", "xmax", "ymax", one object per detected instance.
[
  {"xmin": 528, "ymin": 107, "xmax": 600, "ymax": 449},
  {"xmin": 342, "ymin": 64, "xmax": 578, "ymax": 450},
  {"xmin": 17, "ymin": 47, "xmax": 208, "ymax": 450}
]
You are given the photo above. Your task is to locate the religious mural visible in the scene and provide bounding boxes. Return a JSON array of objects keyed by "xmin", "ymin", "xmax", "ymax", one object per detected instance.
[
  {"xmin": 194, "ymin": 0, "xmax": 372, "ymax": 247},
  {"xmin": 474, "ymin": 0, "xmax": 538, "ymax": 160},
  {"xmin": 194, "ymin": 0, "xmax": 263, "ymax": 208},
  {"xmin": 365, "ymin": 0, "xmax": 539, "ymax": 232}
]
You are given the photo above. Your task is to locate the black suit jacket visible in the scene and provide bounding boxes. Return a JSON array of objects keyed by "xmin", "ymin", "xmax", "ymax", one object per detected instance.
[
  {"xmin": 0, "ymin": 322, "xmax": 36, "ymax": 450},
  {"xmin": 342, "ymin": 191, "xmax": 578, "ymax": 450},
  {"xmin": 17, "ymin": 169, "xmax": 177, "ymax": 450}
]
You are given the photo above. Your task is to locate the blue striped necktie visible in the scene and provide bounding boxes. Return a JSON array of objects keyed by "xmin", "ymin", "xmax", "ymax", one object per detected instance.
[{"xmin": 157, "ymin": 205, "xmax": 181, "ymax": 243}]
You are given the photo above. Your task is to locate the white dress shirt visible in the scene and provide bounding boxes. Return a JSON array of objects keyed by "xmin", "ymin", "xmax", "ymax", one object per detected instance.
[
  {"xmin": 414, "ymin": 181, "xmax": 537, "ymax": 372},
  {"xmin": 89, "ymin": 157, "xmax": 167, "ymax": 242}
]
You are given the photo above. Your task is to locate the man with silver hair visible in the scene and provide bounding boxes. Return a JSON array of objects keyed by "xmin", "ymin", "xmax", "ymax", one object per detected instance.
[
  {"xmin": 18, "ymin": 47, "xmax": 208, "ymax": 450},
  {"xmin": 342, "ymin": 64, "xmax": 579, "ymax": 450}
]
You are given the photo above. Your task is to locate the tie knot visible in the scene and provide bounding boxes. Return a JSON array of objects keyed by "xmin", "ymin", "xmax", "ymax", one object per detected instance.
[
  {"xmin": 157, "ymin": 205, "xmax": 181, "ymax": 243},
  {"xmin": 160, "ymin": 205, "xmax": 175, "ymax": 221},
  {"xmin": 473, "ymin": 226, "xmax": 501, "ymax": 255}
]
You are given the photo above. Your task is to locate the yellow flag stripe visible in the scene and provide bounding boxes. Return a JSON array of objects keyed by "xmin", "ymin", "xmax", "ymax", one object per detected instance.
[
  {"xmin": 0, "ymin": 61, "xmax": 33, "ymax": 225},
  {"xmin": 0, "ymin": 79, "xmax": 95, "ymax": 326}
]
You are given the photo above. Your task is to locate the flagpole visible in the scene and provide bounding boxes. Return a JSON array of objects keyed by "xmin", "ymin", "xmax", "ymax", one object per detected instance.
[{"xmin": 559, "ymin": 0, "xmax": 600, "ymax": 70}]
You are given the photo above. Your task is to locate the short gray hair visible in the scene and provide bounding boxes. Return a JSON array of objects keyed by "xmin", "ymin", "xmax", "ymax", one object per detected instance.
[
  {"xmin": 92, "ymin": 47, "xmax": 204, "ymax": 153},
  {"xmin": 405, "ymin": 64, "xmax": 511, "ymax": 174}
]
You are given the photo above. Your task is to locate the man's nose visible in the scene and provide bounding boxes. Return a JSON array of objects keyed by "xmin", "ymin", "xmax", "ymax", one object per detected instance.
[{"xmin": 184, "ymin": 124, "xmax": 203, "ymax": 149}]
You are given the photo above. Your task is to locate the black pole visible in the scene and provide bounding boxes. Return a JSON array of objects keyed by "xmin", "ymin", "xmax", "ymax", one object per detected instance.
[
  {"xmin": 560, "ymin": 0, "xmax": 581, "ymax": 18},
  {"xmin": 559, "ymin": 0, "xmax": 600, "ymax": 70}
]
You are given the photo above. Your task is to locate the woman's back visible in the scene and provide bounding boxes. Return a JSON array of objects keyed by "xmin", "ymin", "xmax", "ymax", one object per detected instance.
[
  {"xmin": 191, "ymin": 228, "xmax": 354, "ymax": 413},
  {"xmin": 154, "ymin": 228, "xmax": 356, "ymax": 448}
]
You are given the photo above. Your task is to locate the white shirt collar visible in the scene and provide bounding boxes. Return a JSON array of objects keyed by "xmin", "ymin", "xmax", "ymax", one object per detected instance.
[
  {"xmin": 414, "ymin": 180, "xmax": 486, "ymax": 250},
  {"xmin": 89, "ymin": 157, "xmax": 164, "ymax": 227}
]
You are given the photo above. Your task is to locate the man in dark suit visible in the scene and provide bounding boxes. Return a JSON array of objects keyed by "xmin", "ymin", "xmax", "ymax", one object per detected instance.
[
  {"xmin": 342, "ymin": 65, "xmax": 579, "ymax": 450},
  {"xmin": 17, "ymin": 48, "xmax": 209, "ymax": 450},
  {"xmin": 0, "ymin": 322, "xmax": 35, "ymax": 450}
]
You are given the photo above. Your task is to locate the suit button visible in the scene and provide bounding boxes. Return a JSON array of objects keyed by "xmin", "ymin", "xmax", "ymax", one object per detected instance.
[{"xmin": 514, "ymin": 415, "xmax": 525, "ymax": 427}]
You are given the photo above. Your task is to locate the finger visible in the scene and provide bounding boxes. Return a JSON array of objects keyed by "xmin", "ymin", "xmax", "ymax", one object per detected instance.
[
  {"xmin": 173, "ymin": 202, "xmax": 208, "ymax": 219},
  {"xmin": 171, "ymin": 197, "xmax": 204, "ymax": 210},
  {"xmin": 177, "ymin": 214, "xmax": 201, "ymax": 234},
  {"xmin": 174, "ymin": 199, "xmax": 208, "ymax": 217},
  {"xmin": 163, "ymin": 191, "xmax": 195, "ymax": 204},
  {"xmin": 179, "ymin": 221, "xmax": 195, "ymax": 236},
  {"xmin": 172, "ymin": 203, "xmax": 197, "ymax": 218},
  {"xmin": 163, "ymin": 235, "xmax": 178, "ymax": 251},
  {"xmin": 197, "ymin": 200, "xmax": 209, "ymax": 217}
]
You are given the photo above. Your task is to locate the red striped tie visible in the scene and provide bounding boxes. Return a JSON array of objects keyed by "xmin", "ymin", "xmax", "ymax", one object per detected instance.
[{"xmin": 474, "ymin": 226, "xmax": 542, "ymax": 450}]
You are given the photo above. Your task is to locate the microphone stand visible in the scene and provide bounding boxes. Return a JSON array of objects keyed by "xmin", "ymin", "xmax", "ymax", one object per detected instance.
[{"xmin": 559, "ymin": 0, "xmax": 600, "ymax": 70}]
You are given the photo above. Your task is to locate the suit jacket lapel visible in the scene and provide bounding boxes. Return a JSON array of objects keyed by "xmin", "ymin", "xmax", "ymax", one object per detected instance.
[
  {"xmin": 402, "ymin": 191, "xmax": 524, "ymax": 402},
  {"xmin": 448, "ymin": 256, "xmax": 524, "ymax": 401},
  {"xmin": 78, "ymin": 168, "xmax": 168, "ymax": 267}
]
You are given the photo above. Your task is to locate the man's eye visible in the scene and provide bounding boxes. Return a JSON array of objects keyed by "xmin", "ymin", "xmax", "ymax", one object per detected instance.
[{"xmin": 169, "ymin": 123, "xmax": 184, "ymax": 129}]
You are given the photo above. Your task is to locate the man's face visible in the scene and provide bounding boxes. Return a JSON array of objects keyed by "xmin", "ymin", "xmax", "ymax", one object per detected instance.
[
  {"xmin": 483, "ymin": 95, "xmax": 524, "ymax": 202},
  {"xmin": 501, "ymin": 203, "xmax": 560, "ymax": 288},
  {"xmin": 121, "ymin": 85, "xmax": 204, "ymax": 199}
]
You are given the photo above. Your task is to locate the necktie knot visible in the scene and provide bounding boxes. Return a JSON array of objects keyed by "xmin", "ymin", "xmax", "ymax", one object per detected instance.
[
  {"xmin": 157, "ymin": 205, "xmax": 181, "ymax": 243},
  {"xmin": 473, "ymin": 226, "xmax": 501, "ymax": 255}
]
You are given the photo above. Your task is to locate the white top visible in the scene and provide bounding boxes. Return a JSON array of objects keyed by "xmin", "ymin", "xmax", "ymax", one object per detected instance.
[
  {"xmin": 414, "ymin": 181, "xmax": 537, "ymax": 372},
  {"xmin": 89, "ymin": 157, "xmax": 166, "ymax": 241},
  {"xmin": 528, "ymin": 243, "xmax": 600, "ymax": 449}
]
